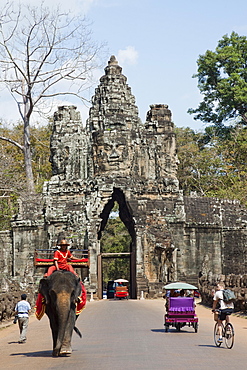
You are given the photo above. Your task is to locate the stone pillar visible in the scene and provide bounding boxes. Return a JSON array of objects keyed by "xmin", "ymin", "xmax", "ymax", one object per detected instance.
[{"xmin": 136, "ymin": 231, "xmax": 144, "ymax": 274}]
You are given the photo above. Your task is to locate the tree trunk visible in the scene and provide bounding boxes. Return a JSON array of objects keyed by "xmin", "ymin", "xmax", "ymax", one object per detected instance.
[{"xmin": 23, "ymin": 107, "xmax": 35, "ymax": 193}]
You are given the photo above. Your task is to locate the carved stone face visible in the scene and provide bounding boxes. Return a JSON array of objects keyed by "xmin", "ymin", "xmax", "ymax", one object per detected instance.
[
  {"xmin": 50, "ymin": 144, "xmax": 70, "ymax": 175},
  {"xmin": 93, "ymin": 131, "xmax": 131, "ymax": 175}
]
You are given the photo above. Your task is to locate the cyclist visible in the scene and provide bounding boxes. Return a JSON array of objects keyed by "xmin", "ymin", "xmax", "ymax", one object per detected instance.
[{"xmin": 212, "ymin": 282, "xmax": 234, "ymax": 344}]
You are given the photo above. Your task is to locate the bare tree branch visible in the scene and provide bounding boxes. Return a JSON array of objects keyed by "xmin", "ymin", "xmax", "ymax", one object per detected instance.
[
  {"xmin": 0, "ymin": 1, "xmax": 105, "ymax": 192},
  {"xmin": 0, "ymin": 135, "xmax": 24, "ymax": 151}
]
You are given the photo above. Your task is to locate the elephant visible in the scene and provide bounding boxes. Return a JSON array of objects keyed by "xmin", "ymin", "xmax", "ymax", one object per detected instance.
[{"xmin": 39, "ymin": 270, "xmax": 82, "ymax": 357}]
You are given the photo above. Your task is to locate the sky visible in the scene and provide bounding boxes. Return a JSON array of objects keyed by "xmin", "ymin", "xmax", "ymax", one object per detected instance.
[{"xmin": 1, "ymin": 0, "xmax": 247, "ymax": 131}]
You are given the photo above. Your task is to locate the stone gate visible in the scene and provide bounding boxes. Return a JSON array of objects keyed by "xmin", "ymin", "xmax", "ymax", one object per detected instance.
[{"xmin": 7, "ymin": 56, "xmax": 247, "ymax": 299}]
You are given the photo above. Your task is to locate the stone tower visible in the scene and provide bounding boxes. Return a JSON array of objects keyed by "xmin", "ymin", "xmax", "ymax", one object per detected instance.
[
  {"xmin": 43, "ymin": 56, "xmax": 183, "ymax": 298},
  {"xmin": 87, "ymin": 55, "xmax": 179, "ymax": 188}
]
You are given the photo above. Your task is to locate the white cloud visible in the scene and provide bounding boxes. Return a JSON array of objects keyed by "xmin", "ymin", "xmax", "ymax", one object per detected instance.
[{"xmin": 117, "ymin": 46, "xmax": 138, "ymax": 66}]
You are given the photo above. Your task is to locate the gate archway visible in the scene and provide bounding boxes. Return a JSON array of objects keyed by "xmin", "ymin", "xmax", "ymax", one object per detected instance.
[{"xmin": 97, "ymin": 188, "xmax": 136, "ymax": 299}]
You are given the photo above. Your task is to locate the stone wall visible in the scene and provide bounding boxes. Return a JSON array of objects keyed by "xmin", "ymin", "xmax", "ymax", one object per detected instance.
[
  {"xmin": 0, "ymin": 231, "xmax": 37, "ymax": 322},
  {"xmin": 11, "ymin": 193, "xmax": 47, "ymax": 283},
  {"xmin": 0, "ymin": 230, "xmax": 13, "ymax": 277},
  {"xmin": 183, "ymin": 196, "xmax": 247, "ymax": 278},
  {"xmin": 199, "ymin": 274, "xmax": 247, "ymax": 312},
  {"xmin": 0, "ymin": 277, "xmax": 36, "ymax": 322}
]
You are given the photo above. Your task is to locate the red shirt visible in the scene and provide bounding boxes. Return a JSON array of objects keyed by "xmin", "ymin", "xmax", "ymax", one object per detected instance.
[{"xmin": 54, "ymin": 249, "xmax": 72, "ymax": 270}]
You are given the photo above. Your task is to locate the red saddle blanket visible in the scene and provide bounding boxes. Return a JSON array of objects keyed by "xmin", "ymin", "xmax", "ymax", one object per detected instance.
[{"xmin": 35, "ymin": 281, "xmax": 87, "ymax": 320}]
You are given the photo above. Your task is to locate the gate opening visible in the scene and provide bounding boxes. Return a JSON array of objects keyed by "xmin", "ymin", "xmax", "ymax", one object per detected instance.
[{"xmin": 97, "ymin": 188, "xmax": 136, "ymax": 299}]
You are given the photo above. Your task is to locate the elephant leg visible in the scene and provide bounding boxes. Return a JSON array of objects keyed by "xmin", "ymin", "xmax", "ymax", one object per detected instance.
[
  {"xmin": 51, "ymin": 327, "xmax": 60, "ymax": 357},
  {"xmin": 53, "ymin": 336, "xmax": 64, "ymax": 357},
  {"xmin": 59, "ymin": 314, "xmax": 75, "ymax": 355},
  {"xmin": 60, "ymin": 341, "xmax": 72, "ymax": 355},
  {"xmin": 59, "ymin": 325, "xmax": 74, "ymax": 355},
  {"xmin": 60, "ymin": 330, "xmax": 72, "ymax": 355},
  {"xmin": 52, "ymin": 348, "xmax": 60, "ymax": 357},
  {"xmin": 50, "ymin": 321, "xmax": 63, "ymax": 357},
  {"xmin": 48, "ymin": 316, "xmax": 60, "ymax": 357}
]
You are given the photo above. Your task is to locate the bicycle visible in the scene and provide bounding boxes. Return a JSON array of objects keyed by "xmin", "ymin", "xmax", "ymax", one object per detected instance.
[{"xmin": 213, "ymin": 310, "xmax": 234, "ymax": 349}]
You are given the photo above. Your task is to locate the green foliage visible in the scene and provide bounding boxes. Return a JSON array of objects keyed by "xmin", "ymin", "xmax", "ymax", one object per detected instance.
[
  {"xmin": 101, "ymin": 203, "xmax": 131, "ymax": 288},
  {"xmin": 211, "ymin": 124, "xmax": 247, "ymax": 204},
  {"xmin": 188, "ymin": 32, "xmax": 247, "ymax": 126},
  {"xmin": 0, "ymin": 187, "xmax": 20, "ymax": 231},
  {"xmin": 30, "ymin": 125, "xmax": 53, "ymax": 192},
  {"xmin": 0, "ymin": 123, "xmax": 52, "ymax": 230},
  {"xmin": 176, "ymin": 127, "xmax": 223, "ymax": 196},
  {"xmin": 176, "ymin": 125, "xmax": 247, "ymax": 206}
]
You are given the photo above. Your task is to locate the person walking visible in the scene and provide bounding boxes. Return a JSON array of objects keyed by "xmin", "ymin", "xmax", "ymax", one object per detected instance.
[{"xmin": 14, "ymin": 293, "xmax": 31, "ymax": 344}]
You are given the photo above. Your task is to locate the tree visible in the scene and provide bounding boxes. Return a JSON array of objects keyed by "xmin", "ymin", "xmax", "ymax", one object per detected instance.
[
  {"xmin": 0, "ymin": 1, "xmax": 103, "ymax": 192},
  {"xmin": 188, "ymin": 32, "xmax": 247, "ymax": 127},
  {"xmin": 175, "ymin": 127, "xmax": 224, "ymax": 196},
  {"xmin": 0, "ymin": 123, "xmax": 52, "ymax": 230},
  {"xmin": 211, "ymin": 124, "xmax": 247, "ymax": 204},
  {"xmin": 0, "ymin": 146, "xmax": 25, "ymax": 230},
  {"xmin": 176, "ymin": 125, "xmax": 247, "ymax": 207}
]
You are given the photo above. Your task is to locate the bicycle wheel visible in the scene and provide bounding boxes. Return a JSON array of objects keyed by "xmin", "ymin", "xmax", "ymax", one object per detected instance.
[
  {"xmin": 224, "ymin": 323, "xmax": 234, "ymax": 349},
  {"xmin": 214, "ymin": 322, "xmax": 222, "ymax": 347}
]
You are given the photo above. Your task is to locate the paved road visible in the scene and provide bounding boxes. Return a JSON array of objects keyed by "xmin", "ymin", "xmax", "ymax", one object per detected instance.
[{"xmin": 1, "ymin": 299, "xmax": 247, "ymax": 369}]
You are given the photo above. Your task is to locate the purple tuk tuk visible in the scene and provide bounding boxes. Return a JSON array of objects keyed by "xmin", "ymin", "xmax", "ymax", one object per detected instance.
[{"xmin": 164, "ymin": 282, "xmax": 199, "ymax": 333}]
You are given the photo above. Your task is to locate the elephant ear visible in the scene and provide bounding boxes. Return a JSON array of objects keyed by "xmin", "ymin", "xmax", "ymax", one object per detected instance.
[{"xmin": 39, "ymin": 278, "xmax": 50, "ymax": 304}]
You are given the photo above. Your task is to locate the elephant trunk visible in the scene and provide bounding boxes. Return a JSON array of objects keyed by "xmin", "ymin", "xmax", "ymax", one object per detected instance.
[{"xmin": 53, "ymin": 291, "xmax": 71, "ymax": 356}]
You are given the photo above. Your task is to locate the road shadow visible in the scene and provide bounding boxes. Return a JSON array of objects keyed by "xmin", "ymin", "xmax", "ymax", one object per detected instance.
[
  {"xmin": 105, "ymin": 299, "xmax": 129, "ymax": 302},
  {"xmin": 10, "ymin": 350, "xmax": 52, "ymax": 357},
  {"xmin": 198, "ymin": 344, "xmax": 225, "ymax": 349},
  {"xmin": 152, "ymin": 328, "xmax": 196, "ymax": 334},
  {"xmin": 151, "ymin": 329, "xmax": 165, "ymax": 333}
]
